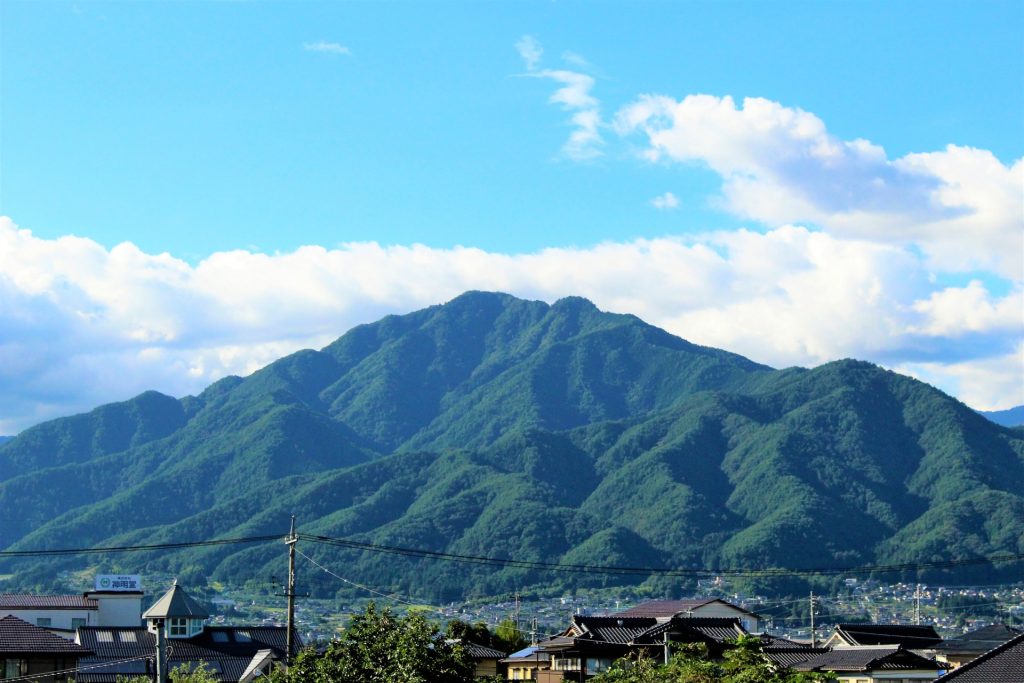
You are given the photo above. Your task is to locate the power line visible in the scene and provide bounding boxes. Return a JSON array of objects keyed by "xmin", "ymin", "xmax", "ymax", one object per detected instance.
[
  {"xmin": 297, "ymin": 533, "xmax": 1024, "ymax": 579},
  {"xmin": 296, "ymin": 547, "xmax": 442, "ymax": 611},
  {"xmin": 3, "ymin": 532, "xmax": 1022, "ymax": 581},
  {"xmin": 0, "ymin": 655, "xmax": 151, "ymax": 682},
  {"xmin": 0, "ymin": 534, "xmax": 284, "ymax": 557}
]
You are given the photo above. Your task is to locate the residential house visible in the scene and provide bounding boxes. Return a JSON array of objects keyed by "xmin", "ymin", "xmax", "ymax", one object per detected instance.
[
  {"xmin": 823, "ymin": 624, "xmax": 943, "ymax": 650},
  {"xmin": 932, "ymin": 631, "xmax": 1024, "ymax": 682},
  {"xmin": 502, "ymin": 645, "xmax": 549, "ymax": 681},
  {"xmin": 792, "ymin": 645, "xmax": 941, "ymax": 682},
  {"xmin": 933, "ymin": 624, "xmax": 1022, "ymax": 670},
  {"xmin": 0, "ymin": 575, "xmax": 144, "ymax": 634},
  {"xmin": 74, "ymin": 581, "xmax": 300, "ymax": 683},
  {"xmin": 0, "ymin": 615, "xmax": 93, "ymax": 683},
  {"xmin": 463, "ymin": 642, "xmax": 507, "ymax": 679},
  {"xmin": 617, "ymin": 598, "xmax": 764, "ymax": 632},
  {"xmin": 534, "ymin": 615, "xmax": 752, "ymax": 681}
]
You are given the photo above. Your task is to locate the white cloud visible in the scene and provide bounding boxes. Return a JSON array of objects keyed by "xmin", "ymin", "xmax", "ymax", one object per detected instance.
[
  {"xmin": 517, "ymin": 37, "xmax": 603, "ymax": 161},
  {"xmin": 515, "ymin": 35, "xmax": 543, "ymax": 72},
  {"xmin": 613, "ymin": 94, "xmax": 1024, "ymax": 279},
  {"xmin": 1, "ymin": 216, "xmax": 1020, "ymax": 433},
  {"xmin": 303, "ymin": 40, "xmax": 351, "ymax": 56},
  {"xmin": 651, "ymin": 192, "xmax": 679, "ymax": 210}
]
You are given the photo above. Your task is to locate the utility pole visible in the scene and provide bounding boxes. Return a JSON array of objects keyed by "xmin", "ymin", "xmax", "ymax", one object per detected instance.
[
  {"xmin": 514, "ymin": 591, "xmax": 521, "ymax": 634},
  {"xmin": 809, "ymin": 591, "xmax": 816, "ymax": 648},
  {"xmin": 155, "ymin": 618, "xmax": 167, "ymax": 683},
  {"xmin": 285, "ymin": 516, "xmax": 297, "ymax": 665},
  {"xmin": 530, "ymin": 617, "xmax": 538, "ymax": 646},
  {"xmin": 914, "ymin": 584, "xmax": 922, "ymax": 625}
]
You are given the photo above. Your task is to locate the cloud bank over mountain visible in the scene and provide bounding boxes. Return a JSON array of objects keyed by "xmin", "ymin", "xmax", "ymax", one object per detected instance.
[{"xmin": 1, "ymin": 215, "xmax": 1019, "ymax": 434}]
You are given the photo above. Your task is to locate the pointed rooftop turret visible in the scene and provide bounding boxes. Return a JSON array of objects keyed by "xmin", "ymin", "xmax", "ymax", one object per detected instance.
[{"xmin": 143, "ymin": 581, "xmax": 208, "ymax": 639}]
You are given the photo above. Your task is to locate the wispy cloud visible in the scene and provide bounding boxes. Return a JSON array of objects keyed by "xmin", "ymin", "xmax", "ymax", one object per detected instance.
[
  {"xmin": 516, "ymin": 36, "xmax": 603, "ymax": 161},
  {"xmin": 1, "ymin": 216, "xmax": 1020, "ymax": 433},
  {"xmin": 515, "ymin": 35, "xmax": 543, "ymax": 71},
  {"xmin": 651, "ymin": 192, "xmax": 679, "ymax": 210},
  {"xmin": 303, "ymin": 40, "xmax": 351, "ymax": 56}
]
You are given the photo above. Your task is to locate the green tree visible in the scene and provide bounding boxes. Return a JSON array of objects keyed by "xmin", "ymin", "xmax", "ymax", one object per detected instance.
[
  {"xmin": 275, "ymin": 603, "xmax": 475, "ymax": 683},
  {"xmin": 591, "ymin": 637, "xmax": 828, "ymax": 683}
]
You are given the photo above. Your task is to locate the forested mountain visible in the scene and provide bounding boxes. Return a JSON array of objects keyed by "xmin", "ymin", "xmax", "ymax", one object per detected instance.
[{"xmin": 1, "ymin": 291, "xmax": 1022, "ymax": 599}]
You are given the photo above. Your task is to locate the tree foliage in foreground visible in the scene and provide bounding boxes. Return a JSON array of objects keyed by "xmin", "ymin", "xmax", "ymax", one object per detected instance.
[
  {"xmin": 269, "ymin": 603, "xmax": 475, "ymax": 683},
  {"xmin": 591, "ymin": 637, "xmax": 829, "ymax": 683}
]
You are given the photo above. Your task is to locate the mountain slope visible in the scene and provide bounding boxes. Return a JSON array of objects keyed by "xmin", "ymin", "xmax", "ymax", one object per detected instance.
[{"xmin": 1, "ymin": 292, "xmax": 1021, "ymax": 598}]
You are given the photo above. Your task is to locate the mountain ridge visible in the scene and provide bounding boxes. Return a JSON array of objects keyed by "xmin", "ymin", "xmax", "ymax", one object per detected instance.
[{"xmin": 1, "ymin": 291, "xmax": 1021, "ymax": 598}]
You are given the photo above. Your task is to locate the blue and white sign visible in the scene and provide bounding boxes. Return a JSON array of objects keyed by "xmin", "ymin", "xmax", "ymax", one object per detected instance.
[{"xmin": 95, "ymin": 574, "xmax": 142, "ymax": 591}]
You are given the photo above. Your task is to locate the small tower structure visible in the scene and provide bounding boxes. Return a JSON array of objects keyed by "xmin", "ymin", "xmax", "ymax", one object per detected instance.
[{"xmin": 143, "ymin": 580, "xmax": 209, "ymax": 639}]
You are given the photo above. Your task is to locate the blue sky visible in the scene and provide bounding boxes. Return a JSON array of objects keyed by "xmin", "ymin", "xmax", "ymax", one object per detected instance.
[{"xmin": 0, "ymin": 1, "xmax": 1021, "ymax": 432}]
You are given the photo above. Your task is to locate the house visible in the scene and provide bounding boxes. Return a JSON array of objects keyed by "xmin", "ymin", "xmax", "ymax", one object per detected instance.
[
  {"xmin": 0, "ymin": 615, "xmax": 93, "ymax": 683},
  {"xmin": 791, "ymin": 645, "xmax": 941, "ymax": 682},
  {"xmin": 502, "ymin": 645, "xmax": 549, "ymax": 681},
  {"xmin": 932, "ymin": 631, "xmax": 1024, "ymax": 682},
  {"xmin": 616, "ymin": 598, "xmax": 764, "ymax": 632},
  {"xmin": 74, "ymin": 581, "xmax": 300, "ymax": 682},
  {"xmin": 0, "ymin": 575, "xmax": 144, "ymax": 633},
  {"xmin": 534, "ymin": 615, "xmax": 752, "ymax": 681},
  {"xmin": 823, "ymin": 623, "xmax": 943, "ymax": 650},
  {"xmin": 933, "ymin": 623, "xmax": 1022, "ymax": 670},
  {"xmin": 463, "ymin": 642, "xmax": 507, "ymax": 679}
]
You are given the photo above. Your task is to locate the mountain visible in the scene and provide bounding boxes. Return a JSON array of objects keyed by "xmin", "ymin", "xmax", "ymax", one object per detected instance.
[
  {"xmin": 0, "ymin": 436, "xmax": 11, "ymax": 446},
  {"xmin": 1, "ymin": 291, "xmax": 1022, "ymax": 599},
  {"xmin": 980, "ymin": 405, "xmax": 1024, "ymax": 428}
]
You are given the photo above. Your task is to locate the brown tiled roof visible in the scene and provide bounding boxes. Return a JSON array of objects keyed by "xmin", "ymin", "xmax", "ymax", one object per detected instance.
[
  {"xmin": 934, "ymin": 632, "xmax": 1024, "ymax": 682},
  {"xmin": 617, "ymin": 599, "xmax": 716, "ymax": 617},
  {"xmin": 0, "ymin": 616, "xmax": 93, "ymax": 655},
  {"xmin": 0, "ymin": 594, "xmax": 97, "ymax": 609}
]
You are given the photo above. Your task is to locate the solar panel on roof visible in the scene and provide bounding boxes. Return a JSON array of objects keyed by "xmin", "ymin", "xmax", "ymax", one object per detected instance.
[{"xmin": 96, "ymin": 631, "xmax": 113, "ymax": 642}]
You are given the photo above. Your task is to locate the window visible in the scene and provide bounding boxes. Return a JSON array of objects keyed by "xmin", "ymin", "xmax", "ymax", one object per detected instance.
[
  {"xmin": 189, "ymin": 619, "xmax": 204, "ymax": 636},
  {"xmin": 553, "ymin": 657, "xmax": 580, "ymax": 671},
  {"xmin": 36, "ymin": 617, "xmax": 51, "ymax": 627},
  {"xmin": 587, "ymin": 658, "xmax": 612, "ymax": 673},
  {"xmin": 2, "ymin": 659, "xmax": 27, "ymax": 679},
  {"xmin": 169, "ymin": 618, "xmax": 188, "ymax": 637},
  {"xmin": 72, "ymin": 618, "xmax": 87, "ymax": 629}
]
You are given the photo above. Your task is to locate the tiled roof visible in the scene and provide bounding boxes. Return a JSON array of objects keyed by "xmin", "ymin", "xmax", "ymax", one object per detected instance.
[
  {"xmin": 76, "ymin": 625, "xmax": 301, "ymax": 683},
  {"xmin": 795, "ymin": 645, "xmax": 940, "ymax": 673},
  {"xmin": 936, "ymin": 624, "xmax": 1022, "ymax": 654},
  {"xmin": 617, "ymin": 599, "xmax": 716, "ymax": 617},
  {"xmin": 463, "ymin": 643, "xmax": 506, "ymax": 659},
  {"xmin": 934, "ymin": 632, "xmax": 1024, "ymax": 682},
  {"xmin": 832, "ymin": 622, "xmax": 942, "ymax": 648},
  {"xmin": 0, "ymin": 616, "xmax": 93, "ymax": 655},
  {"xmin": 0, "ymin": 594, "xmax": 97, "ymax": 609},
  {"xmin": 762, "ymin": 647, "xmax": 827, "ymax": 668}
]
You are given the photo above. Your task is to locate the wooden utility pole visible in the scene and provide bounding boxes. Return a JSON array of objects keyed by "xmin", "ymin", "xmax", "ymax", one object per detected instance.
[{"xmin": 286, "ymin": 516, "xmax": 297, "ymax": 664}]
